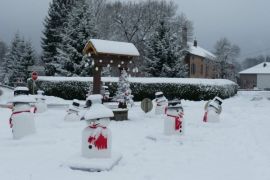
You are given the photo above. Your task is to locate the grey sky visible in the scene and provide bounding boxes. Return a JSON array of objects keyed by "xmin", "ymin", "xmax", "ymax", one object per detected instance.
[{"xmin": 0, "ymin": 0, "xmax": 270, "ymax": 60}]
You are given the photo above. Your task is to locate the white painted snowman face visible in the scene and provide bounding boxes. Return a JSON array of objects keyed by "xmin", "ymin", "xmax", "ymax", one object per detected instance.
[
  {"xmin": 167, "ymin": 107, "xmax": 182, "ymax": 116},
  {"xmin": 97, "ymin": 118, "xmax": 110, "ymax": 127}
]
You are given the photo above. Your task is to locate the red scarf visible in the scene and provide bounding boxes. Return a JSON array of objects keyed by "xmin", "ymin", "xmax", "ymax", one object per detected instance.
[
  {"xmin": 203, "ymin": 111, "xmax": 208, "ymax": 122},
  {"xmin": 89, "ymin": 123, "xmax": 107, "ymax": 129},
  {"xmin": 9, "ymin": 110, "xmax": 31, "ymax": 128},
  {"xmin": 167, "ymin": 114, "xmax": 183, "ymax": 130}
]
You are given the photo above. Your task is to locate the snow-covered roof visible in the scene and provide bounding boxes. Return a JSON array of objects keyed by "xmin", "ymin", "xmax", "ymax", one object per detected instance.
[
  {"xmin": 239, "ymin": 62, "xmax": 270, "ymax": 74},
  {"xmin": 187, "ymin": 42, "xmax": 216, "ymax": 60},
  {"xmin": 84, "ymin": 39, "xmax": 140, "ymax": 57}
]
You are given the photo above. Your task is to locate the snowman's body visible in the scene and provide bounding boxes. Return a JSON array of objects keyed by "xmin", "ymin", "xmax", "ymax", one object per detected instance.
[
  {"xmin": 9, "ymin": 95, "xmax": 36, "ymax": 139},
  {"xmin": 82, "ymin": 119, "xmax": 111, "ymax": 158},
  {"xmin": 64, "ymin": 100, "xmax": 80, "ymax": 122},
  {"xmin": 164, "ymin": 101, "xmax": 184, "ymax": 135},
  {"xmin": 155, "ymin": 92, "xmax": 168, "ymax": 115},
  {"xmin": 81, "ymin": 95, "xmax": 114, "ymax": 159},
  {"xmin": 203, "ymin": 97, "xmax": 222, "ymax": 123},
  {"xmin": 35, "ymin": 93, "xmax": 47, "ymax": 113}
]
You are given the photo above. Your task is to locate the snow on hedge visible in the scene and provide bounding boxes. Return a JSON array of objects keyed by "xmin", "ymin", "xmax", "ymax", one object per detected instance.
[
  {"xmin": 30, "ymin": 76, "xmax": 238, "ymax": 101},
  {"xmin": 37, "ymin": 76, "xmax": 235, "ymax": 86}
]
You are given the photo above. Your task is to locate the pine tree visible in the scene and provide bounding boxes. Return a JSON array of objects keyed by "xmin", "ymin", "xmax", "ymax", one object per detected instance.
[
  {"xmin": 41, "ymin": 0, "xmax": 76, "ymax": 75},
  {"xmin": 3, "ymin": 33, "xmax": 36, "ymax": 86},
  {"xmin": 116, "ymin": 69, "xmax": 133, "ymax": 106},
  {"xmin": 0, "ymin": 40, "xmax": 8, "ymax": 83},
  {"xmin": 144, "ymin": 20, "xmax": 187, "ymax": 77},
  {"xmin": 56, "ymin": 0, "xmax": 98, "ymax": 76}
]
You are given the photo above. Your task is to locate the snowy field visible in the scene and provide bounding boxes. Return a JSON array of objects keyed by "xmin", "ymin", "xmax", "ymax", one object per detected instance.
[{"xmin": 1, "ymin": 89, "xmax": 270, "ymax": 180}]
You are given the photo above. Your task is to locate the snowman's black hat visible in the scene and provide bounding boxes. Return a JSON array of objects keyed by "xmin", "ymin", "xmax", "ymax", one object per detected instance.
[
  {"xmin": 168, "ymin": 99, "xmax": 182, "ymax": 108},
  {"xmin": 72, "ymin": 99, "xmax": 80, "ymax": 107}
]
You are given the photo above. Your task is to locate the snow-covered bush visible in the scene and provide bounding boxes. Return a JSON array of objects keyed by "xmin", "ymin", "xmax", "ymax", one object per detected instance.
[
  {"xmin": 28, "ymin": 77, "xmax": 238, "ymax": 101},
  {"xmin": 106, "ymin": 82, "xmax": 237, "ymax": 101},
  {"xmin": 28, "ymin": 79, "xmax": 91, "ymax": 100}
]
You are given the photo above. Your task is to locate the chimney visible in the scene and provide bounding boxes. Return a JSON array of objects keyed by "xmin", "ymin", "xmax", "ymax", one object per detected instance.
[
  {"xmin": 182, "ymin": 26, "xmax": 187, "ymax": 47},
  {"xmin": 193, "ymin": 39, "xmax": 197, "ymax": 47},
  {"xmin": 263, "ymin": 62, "xmax": 267, "ymax": 67}
]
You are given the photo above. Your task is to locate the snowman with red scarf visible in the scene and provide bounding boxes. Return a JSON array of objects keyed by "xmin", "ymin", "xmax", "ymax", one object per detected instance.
[
  {"xmin": 81, "ymin": 95, "xmax": 113, "ymax": 158},
  {"xmin": 9, "ymin": 87, "xmax": 36, "ymax": 139},
  {"xmin": 203, "ymin": 96, "xmax": 222, "ymax": 123},
  {"xmin": 164, "ymin": 99, "xmax": 184, "ymax": 135}
]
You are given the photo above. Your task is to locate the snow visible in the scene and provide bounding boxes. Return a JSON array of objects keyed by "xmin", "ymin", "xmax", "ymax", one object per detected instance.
[
  {"xmin": 155, "ymin": 92, "xmax": 163, "ymax": 96},
  {"xmin": 188, "ymin": 42, "xmax": 216, "ymax": 60},
  {"xmin": 1, "ymin": 89, "xmax": 270, "ymax": 180},
  {"xmin": 63, "ymin": 152, "xmax": 122, "ymax": 172},
  {"xmin": 37, "ymin": 76, "xmax": 236, "ymax": 86},
  {"xmin": 9, "ymin": 95, "xmax": 36, "ymax": 103},
  {"xmin": 14, "ymin": 86, "xmax": 29, "ymax": 91},
  {"xmin": 83, "ymin": 103, "xmax": 114, "ymax": 120},
  {"xmin": 239, "ymin": 62, "xmax": 270, "ymax": 74},
  {"xmin": 87, "ymin": 39, "xmax": 140, "ymax": 56}
]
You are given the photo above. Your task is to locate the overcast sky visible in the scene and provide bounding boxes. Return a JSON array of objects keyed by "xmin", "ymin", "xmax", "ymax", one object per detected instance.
[{"xmin": 0, "ymin": 0, "xmax": 270, "ymax": 60}]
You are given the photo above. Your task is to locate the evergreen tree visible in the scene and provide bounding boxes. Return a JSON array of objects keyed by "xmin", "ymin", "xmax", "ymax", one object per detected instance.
[
  {"xmin": 41, "ymin": 0, "xmax": 76, "ymax": 75},
  {"xmin": 144, "ymin": 20, "xmax": 187, "ymax": 77},
  {"xmin": 115, "ymin": 69, "xmax": 133, "ymax": 106},
  {"xmin": 3, "ymin": 33, "xmax": 36, "ymax": 86},
  {"xmin": 56, "ymin": 0, "xmax": 98, "ymax": 76},
  {"xmin": 0, "ymin": 40, "xmax": 8, "ymax": 83}
]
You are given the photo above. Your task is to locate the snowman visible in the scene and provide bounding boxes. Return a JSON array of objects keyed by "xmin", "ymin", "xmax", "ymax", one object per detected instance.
[
  {"xmin": 203, "ymin": 96, "xmax": 223, "ymax": 122},
  {"xmin": 154, "ymin": 92, "xmax": 168, "ymax": 115},
  {"xmin": 35, "ymin": 90, "xmax": 47, "ymax": 113},
  {"xmin": 164, "ymin": 99, "xmax": 184, "ymax": 135},
  {"xmin": 81, "ymin": 95, "xmax": 114, "ymax": 158},
  {"xmin": 9, "ymin": 87, "xmax": 36, "ymax": 139},
  {"xmin": 64, "ymin": 99, "xmax": 81, "ymax": 122}
]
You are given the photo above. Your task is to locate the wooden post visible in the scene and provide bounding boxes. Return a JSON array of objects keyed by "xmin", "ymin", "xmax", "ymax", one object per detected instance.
[{"xmin": 93, "ymin": 65, "xmax": 102, "ymax": 94}]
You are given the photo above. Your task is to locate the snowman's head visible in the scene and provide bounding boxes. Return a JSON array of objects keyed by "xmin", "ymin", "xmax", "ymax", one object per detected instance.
[
  {"xmin": 166, "ymin": 106, "xmax": 183, "ymax": 116},
  {"xmin": 97, "ymin": 118, "xmax": 110, "ymax": 127}
]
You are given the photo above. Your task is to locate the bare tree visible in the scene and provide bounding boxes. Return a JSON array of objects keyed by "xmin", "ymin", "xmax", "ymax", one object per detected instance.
[
  {"xmin": 214, "ymin": 38, "xmax": 240, "ymax": 80},
  {"xmin": 242, "ymin": 55, "xmax": 270, "ymax": 69}
]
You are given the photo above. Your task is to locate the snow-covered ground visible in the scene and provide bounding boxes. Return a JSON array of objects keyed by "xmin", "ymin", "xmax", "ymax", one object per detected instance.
[{"xmin": 1, "ymin": 90, "xmax": 270, "ymax": 180}]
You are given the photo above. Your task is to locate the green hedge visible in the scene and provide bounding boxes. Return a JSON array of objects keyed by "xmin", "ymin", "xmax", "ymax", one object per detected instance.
[
  {"xmin": 28, "ymin": 78, "xmax": 238, "ymax": 101},
  {"xmin": 104, "ymin": 82, "xmax": 237, "ymax": 101}
]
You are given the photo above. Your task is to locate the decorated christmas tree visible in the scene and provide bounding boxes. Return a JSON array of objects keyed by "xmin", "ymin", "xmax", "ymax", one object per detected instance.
[{"xmin": 116, "ymin": 69, "xmax": 133, "ymax": 107}]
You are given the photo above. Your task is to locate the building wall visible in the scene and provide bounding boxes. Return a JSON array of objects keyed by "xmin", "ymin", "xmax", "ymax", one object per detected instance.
[
  {"xmin": 257, "ymin": 74, "xmax": 270, "ymax": 90},
  {"xmin": 239, "ymin": 74, "xmax": 257, "ymax": 89},
  {"xmin": 186, "ymin": 54, "xmax": 219, "ymax": 78}
]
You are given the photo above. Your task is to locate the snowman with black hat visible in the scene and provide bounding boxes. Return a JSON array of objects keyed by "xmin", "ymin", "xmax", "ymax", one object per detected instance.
[
  {"xmin": 64, "ymin": 99, "xmax": 81, "ymax": 122},
  {"xmin": 203, "ymin": 96, "xmax": 223, "ymax": 122},
  {"xmin": 9, "ymin": 87, "xmax": 36, "ymax": 139},
  {"xmin": 164, "ymin": 99, "xmax": 184, "ymax": 135}
]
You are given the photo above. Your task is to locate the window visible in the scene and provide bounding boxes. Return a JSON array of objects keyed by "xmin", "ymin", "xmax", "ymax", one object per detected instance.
[
  {"xmin": 191, "ymin": 63, "xmax": 196, "ymax": 75},
  {"xmin": 201, "ymin": 65, "xmax": 203, "ymax": 75}
]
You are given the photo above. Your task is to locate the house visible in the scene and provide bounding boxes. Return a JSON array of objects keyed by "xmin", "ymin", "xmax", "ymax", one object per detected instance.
[
  {"xmin": 185, "ymin": 40, "xmax": 220, "ymax": 79},
  {"xmin": 239, "ymin": 62, "xmax": 270, "ymax": 90}
]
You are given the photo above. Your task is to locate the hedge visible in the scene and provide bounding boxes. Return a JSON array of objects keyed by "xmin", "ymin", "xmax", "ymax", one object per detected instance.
[{"xmin": 27, "ymin": 77, "xmax": 238, "ymax": 101}]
